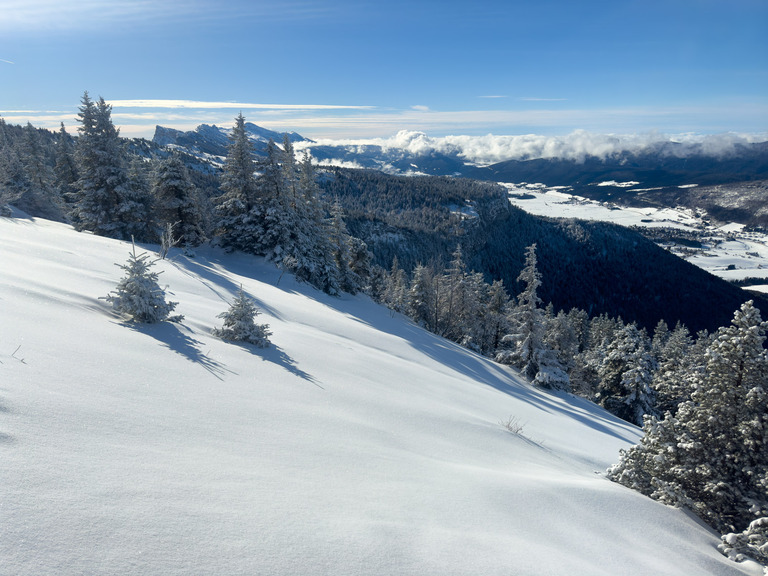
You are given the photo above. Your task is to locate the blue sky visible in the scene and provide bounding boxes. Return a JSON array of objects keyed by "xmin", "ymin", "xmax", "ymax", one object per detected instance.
[{"xmin": 1, "ymin": 0, "xmax": 766, "ymax": 140}]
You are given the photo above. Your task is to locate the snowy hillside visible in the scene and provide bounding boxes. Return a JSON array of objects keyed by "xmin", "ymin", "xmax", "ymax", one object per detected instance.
[{"xmin": 0, "ymin": 214, "xmax": 761, "ymax": 575}]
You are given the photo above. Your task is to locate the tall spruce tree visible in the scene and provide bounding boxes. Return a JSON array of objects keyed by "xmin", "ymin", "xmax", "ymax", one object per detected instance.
[
  {"xmin": 54, "ymin": 123, "xmax": 79, "ymax": 211},
  {"xmin": 497, "ymin": 243, "xmax": 543, "ymax": 377},
  {"xmin": 73, "ymin": 93, "xmax": 145, "ymax": 239},
  {"xmin": 153, "ymin": 152, "xmax": 205, "ymax": 248},
  {"xmin": 215, "ymin": 113, "xmax": 260, "ymax": 251},
  {"xmin": 596, "ymin": 323, "xmax": 657, "ymax": 425}
]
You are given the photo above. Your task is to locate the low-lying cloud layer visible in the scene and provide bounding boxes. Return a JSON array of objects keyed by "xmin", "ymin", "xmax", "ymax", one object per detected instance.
[{"xmin": 299, "ymin": 129, "xmax": 768, "ymax": 165}]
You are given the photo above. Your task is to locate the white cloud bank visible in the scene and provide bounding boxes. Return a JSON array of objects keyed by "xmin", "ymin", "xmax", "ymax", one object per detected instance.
[{"xmin": 300, "ymin": 129, "xmax": 768, "ymax": 164}]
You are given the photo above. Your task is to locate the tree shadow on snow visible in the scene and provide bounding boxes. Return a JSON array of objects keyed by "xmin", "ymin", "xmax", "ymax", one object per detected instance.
[
  {"xmin": 223, "ymin": 340, "xmax": 322, "ymax": 388},
  {"xmin": 126, "ymin": 321, "xmax": 232, "ymax": 381},
  {"xmin": 166, "ymin": 252, "xmax": 287, "ymax": 322},
  {"xmin": 317, "ymin": 295, "xmax": 638, "ymax": 443}
]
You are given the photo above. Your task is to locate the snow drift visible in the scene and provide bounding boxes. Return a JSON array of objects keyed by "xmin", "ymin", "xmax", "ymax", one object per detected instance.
[{"xmin": 0, "ymin": 214, "xmax": 761, "ymax": 575}]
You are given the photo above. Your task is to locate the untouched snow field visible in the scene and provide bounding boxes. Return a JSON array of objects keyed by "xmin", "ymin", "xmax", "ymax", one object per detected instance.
[{"xmin": 1, "ymin": 215, "xmax": 762, "ymax": 575}]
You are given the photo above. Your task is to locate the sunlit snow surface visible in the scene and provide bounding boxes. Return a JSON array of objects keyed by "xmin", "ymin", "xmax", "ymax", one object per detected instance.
[
  {"xmin": 0, "ymin": 214, "xmax": 762, "ymax": 575},
  {"xmin": 505, "ymin": 183, "xmax": 768, "ymax": 289}
]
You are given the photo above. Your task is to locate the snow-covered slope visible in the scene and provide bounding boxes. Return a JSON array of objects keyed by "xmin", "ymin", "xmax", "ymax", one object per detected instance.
[{"xmin": 0, "ymin": 215, "xmax": 761, "ymax": 575}]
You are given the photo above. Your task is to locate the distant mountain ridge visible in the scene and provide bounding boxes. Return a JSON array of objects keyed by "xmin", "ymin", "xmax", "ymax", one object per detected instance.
[
  {"xmin": 152, "ymin": 122, "xmax": 309, "ymax": 158},
  {"xmin": 152, "ymin": 121, "xmax": 768, "ymax": 230},
  {"xmin": 153, "ymin": 122, "xmax": 768, "ymax": 185}
]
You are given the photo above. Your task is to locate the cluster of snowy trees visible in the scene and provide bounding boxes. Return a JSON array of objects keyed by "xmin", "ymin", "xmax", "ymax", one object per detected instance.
[
  {"xmin": 214, "ymin": 113, "xmax": 369, "ymax": 295},
  {"xmin": 608, "ymin": 300, "xmax": 768, "ymax": 560},
  {"xmin": 1, "ymin": 94, "xmax": 369, "ymax": 295},
  {"xmin": 375, "ymin": 242, "xmax": 753, "ymax": 429},
  {"xmin": 105, "ymin": 245, "xmax": 271, "ymax": 347},
  {"xmin": 1, "ymin": 93, "xmax": 209, "ymax": 249}
]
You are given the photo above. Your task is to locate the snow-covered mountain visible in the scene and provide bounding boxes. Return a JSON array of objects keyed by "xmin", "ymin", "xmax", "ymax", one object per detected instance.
[
  {"xmin": 152, "ymin": 122, "xmax": 308, "ymax": 160},
  {"xmin": 1, "ymin": 213, "xmax": 762, "ymax": 575}
]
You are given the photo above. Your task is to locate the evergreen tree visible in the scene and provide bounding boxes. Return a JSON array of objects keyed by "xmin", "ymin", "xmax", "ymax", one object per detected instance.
[
  {"xmin": 384, "ymin": 256, "xmax": 408, "ymax": 313},
  {"xmin": 17, "ymin": 122, "xmax": 60, "ymax": 219},
  {"xmin": 480, "ymin": 279, "xmax": 512, "ymax": 355},
  {"xmin": 215, "ymin": 113, "xmax": 260, "ymax": 251},
  {"xmin": 105, "ymin": 243, "xmax": 182, "ymax": 323},
  {"xmin": 596, "ymin": 323, "xmax": 657, "ymax": 425},
  {"xmin": 0, "ymin": 140, "xmax": 30, "ymax": 210},
  {"xmin": 328, "ymin": 197, "xmax": 362, "ymax": 294},
  {"xmin": 54, "ymin": 123, "xmax": 79, "ymax": 210},
  {"xmin": 408, "ymin": 263, "xmax": 439, "ymax": 331},
  {"xmin": 497, "ymin": 244, "xmax": 543, "ymax": 377},
  {"xmin": 571, "ymin": 313, "xmax": 624, "ymax": 399},
  {"xmin": 609, "ymin": 301, "xmax": 768, "ymax": 535},
  {"xmin": 212, "ymin": 287, "xmax": 271, "ymax": 347},
  {"xmin": 653, "ymin": 322, "xmax": 698, "ymax": 414},
  {"xmin": 152, "ymin": 152, "xmax": 206, "ymax": 248},
  {"xmin": 73, "ymin": 93, "xmax": 142, "ymax": 239},
  {"xmin": 440, "ymin": 245, "xmax": 471, "ymax": 341},
  {"xmin": 122, "ymin": 156, "xmax": 156, "ymax": 242},
  {"xmin": 544, "ymin": 310, "xmax": 580, "ymax": 376}
]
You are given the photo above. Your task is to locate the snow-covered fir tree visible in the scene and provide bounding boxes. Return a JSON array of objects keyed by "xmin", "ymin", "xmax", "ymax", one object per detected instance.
[
  {"xmin": 496, "ymin": 243, "xmax": 567, "ymax": 388},
  {"xmin": 440, "ymin": 245, "xmax": 472, "ymax": 341},
  {"xmin": 652, "ymin": 322, "xmax": 699, "ymax": 414},
  {"xmin": 54, "ymin": 123, "xmax": 79, "ymax": 210},
  {"xmin": 719, "ymin": 517, "xmax": 768, "ymax": 566},
  {"xmin": 105, "ymin": 243, "xmax": 182, "ymax": 323},
  {"xmin": 212, "ymin": 286, "xmax": 271, "ymax": 347},
  {"xmin": 497, "ymin": 243, "xmax": 544, "ymax": 378},
  {"xmin": 18, "ymin": 122, "xmax": 61, "ymax": 219},
  {"xmin": 215, "ymin": 113, "xmax": 260, "ymax": 252},
  {"xmin": 571, "ymin": 313, "xmax": 624, "ymax": 398},
  {"xmin": 328, "ymin": 197, "xmax": 363, "ymax": 294},
  {"xmin": 596, "ymin": 322, "xmax": 657, "ymax": 425},
  {"xmin": 73, "ymin": 92, "xmax": 143, "ymax": 239},
  {"xmin": 408, "ymin": 263, "xmax": 439, "ymax": 332},
  {"xmin": 609, "ymin": 301, "xmax": 768, "ymax": 537},
  {"xmin": 384, "ymin": 256, "xmax": 408, "ymax": 313},
  {"xmin": 152, "ymin": 152, "xmax": 206, "ymax": 248},
  {"xmin": 478, "ymin": 279, "xmax": 512, "ymax": 355}
]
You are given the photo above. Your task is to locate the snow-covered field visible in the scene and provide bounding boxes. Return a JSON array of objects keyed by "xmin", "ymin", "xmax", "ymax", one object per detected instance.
[
  {"xmin": 1, "ymin": 215, "xmax": 762, "ymax": 575},
  {"xmin": 505, "ymin": 183, "xmax": 768, "ymax": 290}
]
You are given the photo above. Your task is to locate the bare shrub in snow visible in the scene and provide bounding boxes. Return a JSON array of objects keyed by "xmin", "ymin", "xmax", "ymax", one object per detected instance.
[{"xmin": 500, "ymin": 415, "xmax": 526, "ymax": 435}]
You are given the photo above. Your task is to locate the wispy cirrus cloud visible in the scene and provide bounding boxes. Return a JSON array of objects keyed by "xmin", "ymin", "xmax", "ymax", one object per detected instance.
[
  {"xmin": 108, "ymin": 99, "xmax": 374, "ymax": 111},
  {"xmin": 0, "ymin": 0, "xmax": 333, "ymax": 32},
  {"xmin": 518, "ymin": 97, "xmax": 568, "ymax": 102}
]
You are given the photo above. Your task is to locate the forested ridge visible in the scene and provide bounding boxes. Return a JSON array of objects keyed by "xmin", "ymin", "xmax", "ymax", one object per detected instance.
[{"xmin": 318, "ymin": 166, "xmax": 767, "ymax": 334}]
